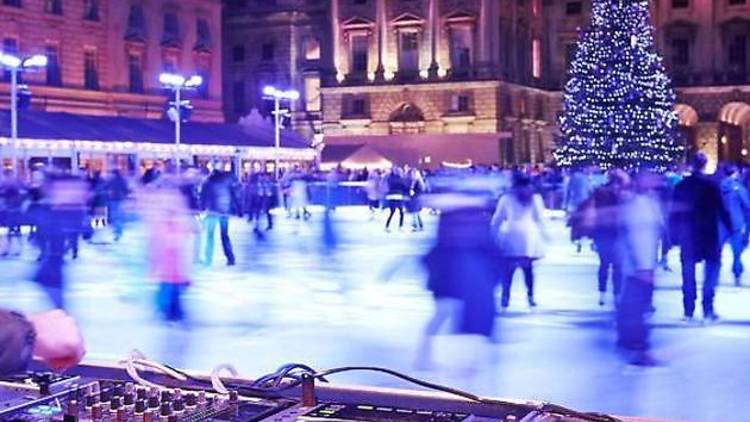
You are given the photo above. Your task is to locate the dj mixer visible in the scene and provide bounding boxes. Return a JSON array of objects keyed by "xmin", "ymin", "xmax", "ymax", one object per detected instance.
[{"xmin": 0, "ymin": 363, "xmax": 624, "ymax": 422}]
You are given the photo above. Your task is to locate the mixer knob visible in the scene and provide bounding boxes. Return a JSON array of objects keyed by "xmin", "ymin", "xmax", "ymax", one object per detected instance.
[
  {"xmin": 160, "ymin": 402, "xmax": 172, "ymax": 417},
  {"xmin": 184, "ymin": 393, "xmax": 197, "ymax": 407},
  {"xmin": 136, "ymin": 387, "xmax": 147, "ymax": 401},
  {"xmin": 111, "ymin": 396, "xmax": 122, "ymax": 410},
  {"xmin": 148, "ymin": 395, "xmax": 160, "ymax": 409},
  {"xmin": 229, "ymin": 390, "xmax": 239, "ymax": 403},
  {"xmin": 100, "ymin": 388, "xmax": 112, "ymax": 403},
  {"xmin": 173, "ymin": 398, "xmax": 185, "ymax": 412},
  {"xmin": 91, "ymin": 403, "xmax": 103, "ymax": 420},
  {"xmin": 135, "ymin": 400, "xmax": 147, "ymax": 414},
  {"xmin": 124, "ymin": 392, "xmax": 135, "ymax": 406},
  {"xmin": 113, "ymin": 384, "xmax": 124, "ymax": 397},
  {"xmin": 160, "ymin": 390, "xmax": 172, "ymax": 403},
  {"xmin": 86, "ymin": 394, "xmax": 96, "ymax": 408}
]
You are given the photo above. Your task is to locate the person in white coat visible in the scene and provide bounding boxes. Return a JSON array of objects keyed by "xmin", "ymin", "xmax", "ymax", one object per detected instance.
[{"xmin": 491, "ymin": 173, "xmax": 547, "ymax": 309}]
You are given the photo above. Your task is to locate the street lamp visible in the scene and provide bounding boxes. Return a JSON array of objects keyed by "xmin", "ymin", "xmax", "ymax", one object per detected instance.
[
  {"xmin": 159, "ymin": 72, "xmax": 202, "ymax": 164},
  {"xmin": 0, "ymin": 52, "xmax": 47, "ymax": 177},
  {"xmin": 262, "ymin": 86, "xmax": 299, "ymax": 180}
]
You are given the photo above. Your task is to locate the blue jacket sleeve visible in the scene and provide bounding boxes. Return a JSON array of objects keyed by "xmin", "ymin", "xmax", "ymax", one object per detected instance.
[{"xmin": 0, "ymin": 310, "xmax": 35, "ymax": 376}]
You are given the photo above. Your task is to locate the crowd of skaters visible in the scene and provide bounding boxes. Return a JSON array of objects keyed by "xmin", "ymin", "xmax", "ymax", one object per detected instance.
[{"xmin": 2, "ymin": 155, "xmax": 749, "ymax": 366}]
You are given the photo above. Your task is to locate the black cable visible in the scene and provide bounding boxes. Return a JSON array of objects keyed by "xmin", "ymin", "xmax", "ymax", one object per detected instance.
[{"xmin": 163, "ymin": 363, "xmax": 621, "ymax": 422}]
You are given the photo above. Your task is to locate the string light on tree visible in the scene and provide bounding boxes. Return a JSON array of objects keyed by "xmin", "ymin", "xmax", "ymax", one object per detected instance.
[{"xmin": 554, "ymin": 0, "xmax": 682, "ymax": 172}]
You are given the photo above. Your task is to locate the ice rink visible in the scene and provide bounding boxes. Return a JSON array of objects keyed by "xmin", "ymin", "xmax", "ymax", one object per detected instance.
[{"xmin": 1, "ymin": 207, "xmax": 748, "ymax": 422}]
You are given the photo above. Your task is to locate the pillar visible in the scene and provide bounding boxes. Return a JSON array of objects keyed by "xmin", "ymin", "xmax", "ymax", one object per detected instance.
[{"xmin": 427, "ymin": 0, "xmax": 439, "ymax": 79}]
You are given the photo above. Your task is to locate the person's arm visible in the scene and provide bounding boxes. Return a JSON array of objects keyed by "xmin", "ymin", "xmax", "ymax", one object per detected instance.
[{"xmin": 0, "ymin": 310, "xmax": 35, "ymax": 376}]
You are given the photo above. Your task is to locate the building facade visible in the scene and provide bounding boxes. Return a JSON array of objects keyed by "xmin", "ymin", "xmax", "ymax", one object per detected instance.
[
  {"xmin": 0, "ymin": 0, "xmax": 224, "ymax": 122},
  {"xmin": 224, "ymin": 0, "xmax": 750, "ymax": 168}
]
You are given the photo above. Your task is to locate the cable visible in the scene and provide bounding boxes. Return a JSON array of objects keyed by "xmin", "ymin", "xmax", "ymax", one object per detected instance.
[
  {"xmin": 155, "ymin": 361, "xmax": 621, "ymax": 422},
  {"xmin": 119, "ymin": 349, "xmax": 187, "ymax": 390},
  {"xmin": 210, "ymin": 364, "xmax": 238, "ymax": 395}
]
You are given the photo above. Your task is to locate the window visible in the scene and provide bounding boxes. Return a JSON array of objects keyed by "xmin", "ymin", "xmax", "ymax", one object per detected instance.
[
  {"xmin": 729, "ymin": 0, "xmax": 746, "ymax": 5},
  {"xmin": 232, "ymin": 45, "xmax": 245, "ymax": 63},
  {"xmin": 449, "ymin": 26, "xmax": 472, "ymax": 69},
  {"xmin": 83, "ymin": 0, "xmax": 99, "ymax": 21},
  {"xmin": 532, "ymin": 38, "xmax": 541, "ymax": 78},
  {"xmin": 351, "ymin": 35, "xmax": 368, "ymax": 74},
  {"xmin": 162, "ymin": 12, "xmax": 180, "ymax": 47},
  {"xmin": 450, "ymin": 94, "xmax": 470, "ymax": 113},
  {"xmin": 195, "ymin": 19, "xmax": 211, "ymax": 51},
  {"xmin": 163, "ymin": 55, "xmax": 177, "ymax": 72},
  {"xmin": 125, "ymin": 4, "xmax": 146, "ymax": 41},
  {"xmin": 45, "ymin": 0, "xmax": 62, "ymax": 15},
  {"xmin": 46, "ymin": 45, "xmax": 62, "ymax": 86},
  {"xmin": 565, "ymin": 1, "xmax": 582, "ymax": 15},
  {"xmin": 84, "ymin": 49, "xmax": 98, "ymax": 90},
  {"xmin": 197, "ymin": 69, "xmax": 209, "ymax": 98},
  {"xmin": 351, "ymin": 98, "xmax": 366, "ymax": 116},
  {"xmin": 232, "ymin": 81, "xmax": 245, "ymax": 114},
  {"xmin": 672, "ymin": 0, "xmax": 689, "ymax": 8},
  {"xmin": 2, "ymin": 0, "xmax": 21, "ymax": 7},
  {"xmin": 304, "ymin": 76, "xmax": 321, "ymax": 112},
  {"xmin": 261, "ymin": 43, "xmax": 275, "ymax": 60},
  {"xmin": 398, "ymin": 31, "xmax": 419, "ymax": 72},
  {"xmin": 304, "ymin": 39, "xmax": 320, "ymax": 60},
  {"xmin": 671, "ymin": 38, "xmax": 690, "ymax": 66},
  {"xmin": 2, "ymin": 38, "xmax": 17, "ymax": 82},
  {"xmin": 128, "ymin": 52, "xmax": 143, "ymax": 93},
  {"xmin": 728, "ymin": 35, "xmax": 747, "ymax": 67}
]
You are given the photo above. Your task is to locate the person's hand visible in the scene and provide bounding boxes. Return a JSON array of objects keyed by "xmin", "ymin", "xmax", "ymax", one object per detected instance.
[{"xmin": 28, "ymin": 310, "xmax": 85, "ymax": 372}]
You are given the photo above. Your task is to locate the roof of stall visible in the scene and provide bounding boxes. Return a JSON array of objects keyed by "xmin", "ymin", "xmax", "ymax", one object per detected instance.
[{"xmin": 0, "ymin": 110, "xmax": 311, "ymax": 149}]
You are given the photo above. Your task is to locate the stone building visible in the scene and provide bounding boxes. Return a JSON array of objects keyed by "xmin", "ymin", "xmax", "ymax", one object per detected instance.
[
  {"xmin": 224, "ymin": 0, "xmax": 750, "ymax": 168},
  {"xmin": 0, "ymin": 0, "xmax": 224, "ymax": 122}
]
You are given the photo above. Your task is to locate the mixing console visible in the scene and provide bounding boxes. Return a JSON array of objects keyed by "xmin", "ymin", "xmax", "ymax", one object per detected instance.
[{"xmin": 0, "ymin": 365, "xmax": 622, "ymax": 422}]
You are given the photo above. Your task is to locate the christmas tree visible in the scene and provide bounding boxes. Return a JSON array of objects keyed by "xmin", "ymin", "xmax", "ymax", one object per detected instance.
[{"xmin": 555, "ymin": 0, "xmax": 682, "ymax": 171}]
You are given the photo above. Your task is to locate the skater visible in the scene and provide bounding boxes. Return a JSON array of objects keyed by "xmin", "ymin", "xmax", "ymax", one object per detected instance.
[
  {"xmin": 591, "ymin": 170, "xmax": 630, "ymax": 306},
  {"xmin": 385, "ymin": 167, "xmax": 408, "ymax": 232},
  {"xmin": 407, "ymin": 168, "xmax": 426, "ymax": 231},
  {"xmin": 492, "ymin": 173, "xmax": 546, "ymax": 309},
  {"xmin": 670, "ymin": 153, "xmax": 732, "ymax": 322}
]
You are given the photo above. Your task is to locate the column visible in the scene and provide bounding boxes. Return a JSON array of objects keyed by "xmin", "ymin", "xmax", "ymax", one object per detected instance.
[
  {"xmin": 332, "ymin": 0, "xmax": 342, "ymax": 81},
  {"xmin": 290, "ymin": 11, "xmax": 298, "ymax": 112},
  {"xmin": 374, "ymin": 0, "xmax": 385, "ymax": 81},
  {"xmin": 427, "ymin": 0, "xmax": 439, "ymax": 79},
  {"xmin": 478, "ymin": 0, "xmax": 490, "ymax": 76}
]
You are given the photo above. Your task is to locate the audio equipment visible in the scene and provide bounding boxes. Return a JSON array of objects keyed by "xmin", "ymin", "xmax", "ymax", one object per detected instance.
[{"xmin": 0, "ymin": 362, "xmax": 625, "ymax": 422}]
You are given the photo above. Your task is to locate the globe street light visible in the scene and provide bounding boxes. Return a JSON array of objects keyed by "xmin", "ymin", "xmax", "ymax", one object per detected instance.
[
  {"xmin": 0, "ymin": 52, "xmax": 47, "ymax": 177},
  {"xmin": 159, "ymin": 72, "xmax": 202, "ymax": 162},
  {"xmin": 262, "ymin": 86, "xmax": 299, "ymax": 180}
]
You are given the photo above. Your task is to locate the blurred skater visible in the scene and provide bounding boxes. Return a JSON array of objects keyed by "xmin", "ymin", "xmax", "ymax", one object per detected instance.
[
  {"xmin": 591, "ymin": 170, "xmax": 630, "ymax": 306},
  {"xmin": 492, "ymin": 174, "xmax": 546, "ymax": 309},
  {"xmin": 617, "ymin": 171, "xmax": 663, "ymax": 366},
  {"xmin": 34, "ymin": 175, "xmax": 88, "ymax": 309},
  {"xmin": 720, "ymin": 165, "xmax": 750, "ymax": 286},
  {"xmin": 417, "ymin": 185, "xmax": 502, "ymax": 368},
  {"xmin": 142, "ymin": 180, "xmax": 196, "ymax": 322}
]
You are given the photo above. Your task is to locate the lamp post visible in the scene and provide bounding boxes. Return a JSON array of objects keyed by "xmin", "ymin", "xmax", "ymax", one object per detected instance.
[
  {"xmin": 262, "ymin": 86, "xmax": 299, "ymax": 180},
  {"xmin": 159, "ymin": 72, "xmax": 202, "ymax": 166},
  {"xmin": 0, "ymin": 53, "xmax": 47, "ymax": 177}
]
